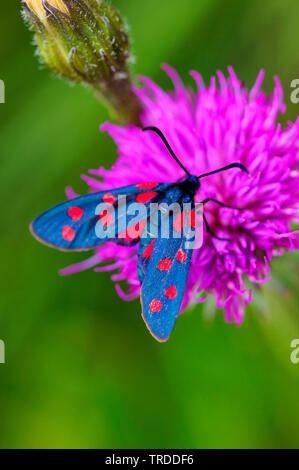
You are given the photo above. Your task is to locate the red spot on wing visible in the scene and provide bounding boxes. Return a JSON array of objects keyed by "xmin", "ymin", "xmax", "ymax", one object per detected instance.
[
  {"xmin": 157, "ymin": 258, "xmax": 172, "ymax": 271},
  {"xmin": 62, "ymin": 225, "xmax": 75, "ymax": 242},
  {"xmin": 188, "ymin": 209, "xmax": 196, "ymax": 229},
  {"xmin": 136, "ymin": 191, "xmax": 157, "ymax": 204},
  {"xmin": 143, "ymin": 239, "xmax": 155, "ymax": 258},
  {"xmin": 119, "ymin": 219, "xmax": 147, "ymax": 241},
  {"xmin": 165, "ymin": 285, "xmax": 177, "ymax": 300},
  {"xmin": 103, "ymin": 193, "xmax": 116, "ymax": 204},
  {"xmin": 150, "ymin": 299, "xmax": 163, "ymax": 313},
  {"xmin": 173, "ymin": 211, "xmax": 184, "ymax": 232},
  {"xmin": 68, "ymin": 206, "xmax": 84, "ymax": 222},
  {"xmin": 99, "ymin": 210, "xmax": 113, "ymax": 227},
  {"xmin": 137, "ymin": 182, "xmax": 158, "ymax": 190},
  {"xmin": 176, "ymin": 248, "xmax": 187, "ymax": 262}
]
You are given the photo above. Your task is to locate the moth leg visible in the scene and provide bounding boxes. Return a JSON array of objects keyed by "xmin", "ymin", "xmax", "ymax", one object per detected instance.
[
  {"xmin": 201, "ymin": 198, "xmax": 243, "ymax": 210},
  {"xmin": 202, "ymin": 213, "xmax": 230, "ymax": 241}
]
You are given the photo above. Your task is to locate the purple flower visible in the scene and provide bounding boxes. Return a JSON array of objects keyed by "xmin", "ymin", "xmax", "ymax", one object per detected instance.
[{"xmin": 61, "ymin": 65, "xmax": 299, "ymax": 325}]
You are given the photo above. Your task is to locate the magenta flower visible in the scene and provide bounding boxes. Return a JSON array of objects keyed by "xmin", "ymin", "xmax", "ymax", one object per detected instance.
[{"xmin": 61, "ymin": 65, "xmax": 299, "ymax": 326}]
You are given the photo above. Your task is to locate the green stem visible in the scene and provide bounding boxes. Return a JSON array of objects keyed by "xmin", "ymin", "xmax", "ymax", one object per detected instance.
[{"xmin": 95, "ymin": 75, "xmax": 143, "ymax": 127}]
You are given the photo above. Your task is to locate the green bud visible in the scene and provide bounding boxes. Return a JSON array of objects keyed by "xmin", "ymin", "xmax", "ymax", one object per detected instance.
[{"xmin": 22, "ymin": 0, "xmax": 142, "ymax": 125}]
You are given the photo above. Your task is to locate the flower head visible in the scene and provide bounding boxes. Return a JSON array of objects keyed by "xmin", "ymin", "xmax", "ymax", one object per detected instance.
[
  {"xmin": 22, "ymin": 0, "xmax": 142, "ymax": 124},
  {"xmin": 62, "ymin": 65, "xmax": 299, "ymax": 326},
  {"xmin": 24, "ymin": 1, "xmax": 69, "ymax": 19},
  {"xmin": 22, "ymin": 0, "xmax": 129, "ymax": 83}
]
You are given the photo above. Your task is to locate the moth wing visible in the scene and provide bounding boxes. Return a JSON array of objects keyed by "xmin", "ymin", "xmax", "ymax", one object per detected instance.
[
  {"xmin": 139, "ymin": 210, "xmax": 195, "ymax": 342},
  {"xmin": 31, "ymin": 182, "xmax": 168, "ymax": 251}
]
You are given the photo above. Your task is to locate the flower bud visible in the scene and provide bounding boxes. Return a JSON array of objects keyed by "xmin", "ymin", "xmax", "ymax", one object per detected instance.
[{"xmin": 22, "ymin": 0, "xmax": 142, "ymax": 124}]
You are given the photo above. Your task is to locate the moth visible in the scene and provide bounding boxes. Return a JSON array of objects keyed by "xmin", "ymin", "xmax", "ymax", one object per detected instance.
[{"xmin": 31, "ymin": 127, "xmax": 248, "ymax": 342}]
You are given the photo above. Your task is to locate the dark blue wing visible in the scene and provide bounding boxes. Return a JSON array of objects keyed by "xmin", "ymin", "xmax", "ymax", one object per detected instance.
[
  {"xmin": 138, "ymin": 209, "xmax": 195, "ymax": 342},
  {"xmin": 31, "ymin": 182, "xmax": 170, "ymax": 251}
]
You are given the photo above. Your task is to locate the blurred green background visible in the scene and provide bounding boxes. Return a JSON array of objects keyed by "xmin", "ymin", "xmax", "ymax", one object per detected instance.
[{"xmin": 0, "ymin": 0, "xmax": 299, "ymax": 449}]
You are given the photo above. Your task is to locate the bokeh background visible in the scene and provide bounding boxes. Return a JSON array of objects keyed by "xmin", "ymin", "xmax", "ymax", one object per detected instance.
[{"xmin": 0, "ymin": 0, "xmax": 299, "ymax": 449}]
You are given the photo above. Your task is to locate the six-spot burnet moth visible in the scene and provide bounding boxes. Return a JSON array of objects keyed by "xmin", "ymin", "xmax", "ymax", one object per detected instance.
[{"xmin": 30, "ymin": 127, "xmax": 248, "ymax": 342}]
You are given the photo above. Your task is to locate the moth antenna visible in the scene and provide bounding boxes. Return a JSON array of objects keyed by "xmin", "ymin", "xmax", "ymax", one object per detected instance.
[
  {"xmin": 143, "ymin": 126, "xmax": 191, "ymax": 176},
  {"xmin": 202, "ymin": 213, "xmax": 230, "ymax": 241},
  {"xmin": 198, "ymin": 163, "xmax": 249, "ymax": 180}
]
